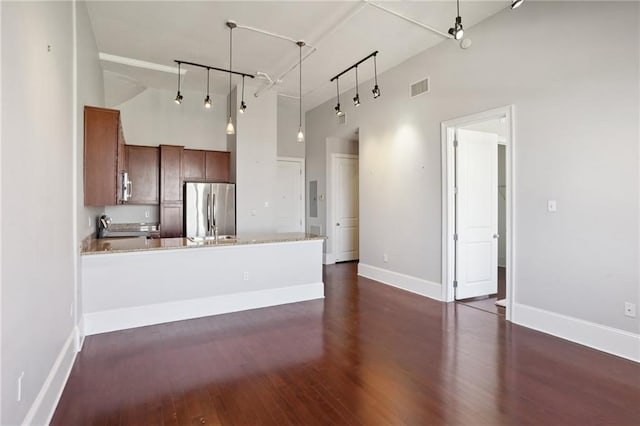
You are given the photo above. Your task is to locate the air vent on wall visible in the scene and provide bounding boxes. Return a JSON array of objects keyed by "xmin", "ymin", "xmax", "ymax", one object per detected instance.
[
  {"xmin": 338, "ymin": 113, "xmax": 347, "ymax": 125},
  {"xmin": 410, "ymin": 77, "xmax": 430, "ymax": 98}
]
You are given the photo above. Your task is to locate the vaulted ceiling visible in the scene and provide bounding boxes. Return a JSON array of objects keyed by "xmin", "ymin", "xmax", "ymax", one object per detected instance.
[{"xmin": 87, "ymin": 1, "xmax": 510, "ymax": 109}]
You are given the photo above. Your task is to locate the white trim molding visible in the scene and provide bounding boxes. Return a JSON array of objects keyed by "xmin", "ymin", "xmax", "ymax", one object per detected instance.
[
  {"xmin": 358, "ymin": 263, "xmax": 442, "ymax": 301},
  {"xmin": 512, "ymin": 303, "xmax": 640, "ymax": 363},
  {"xmin": 21, "ymin": 329, "xmax": 78, "ymax": 426},
  {"xmin": 323, "ymin": 253, "xmax": 336, "ymax": 265},
  {"xmin": 441, "ymin": 105, "xmax": 516, "ymax": 321},
  {"xmin": 84, "ymin": 283, "xmax": 324, "ymax": 336}
]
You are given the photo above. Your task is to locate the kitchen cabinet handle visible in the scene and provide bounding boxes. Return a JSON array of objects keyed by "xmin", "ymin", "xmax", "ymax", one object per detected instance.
[
  {"xmin": 127, "ymin": 181, "xmax": 133, "ymax": 198},
  {"xmin": 206, "ymin": 193, "xmax": 211, "ymax": 233}
]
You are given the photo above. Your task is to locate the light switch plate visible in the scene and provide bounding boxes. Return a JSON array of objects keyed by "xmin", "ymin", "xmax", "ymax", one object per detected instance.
[{"xmin": 547, "ymin": 200, "xmax": 557, "ymax": 212}]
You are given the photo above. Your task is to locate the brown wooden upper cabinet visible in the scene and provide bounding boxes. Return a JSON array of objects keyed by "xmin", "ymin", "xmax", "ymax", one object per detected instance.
[
  {"xmin": 125, "ymin": 145, "xmax": 159, "ymax": 205},
  {"xmin": 84, "ymin": 106, "xmax": 126, "ymax": 206},
  {"xmin": 183, "ymin": 149, "xmax": 230, "ymax": 182},
  {"xmin": 160, "ymin": 145, "xmax": 184, "ymax": 238}
]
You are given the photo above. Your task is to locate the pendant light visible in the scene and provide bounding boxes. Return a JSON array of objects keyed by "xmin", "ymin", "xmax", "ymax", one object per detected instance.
[
  {"xmin": 174, "ymin": 62, "xmax": 183, "ymax": 104},
  {"xmin": 226, "ymin": 21, "xmax": 236, "ymax": 135},
  {"xmin": 296, "ymin": 41, "xmax": 305, "ymax": 143},
  {"xmin": 511, "ymin": 0, "xmax": 524, "ymax": 9},
  {"xmin": 239, "ymin": 76, "xmax": 247, "ymax": 114},
  {"xmin": 371, "ymin": 54, "xmax": 380, "ymax": 99},
  {"xmin": 204, "ymin": 68, "xmax": 212, "ymax": 109},
  {"xmin": 334, "ymin": 78, "xmax": 344, "ymax": 116},
  {"xmin": 353, "ymin": 66, "xmax": 361, "ymax": 107},
  {"xmin": 448, "ymin": 0, "xmax": 464, "ymax": 40}
]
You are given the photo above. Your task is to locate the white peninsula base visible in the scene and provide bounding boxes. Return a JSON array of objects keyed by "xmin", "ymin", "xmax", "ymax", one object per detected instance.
[{"xmin": 82, "ymin": 237, "xmax": 324, "ymax": 336}]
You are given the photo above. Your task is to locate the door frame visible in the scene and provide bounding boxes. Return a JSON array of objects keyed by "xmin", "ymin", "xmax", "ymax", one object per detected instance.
[
  {"xmin": 327, "ymin": 153, "xmax": 359, "ymax": 264},
  {"xmin": 441, "ymin": 105, "xmax": 516, "ymax": 321},
  {"xmin": 276, "ymin": 156, "xmax": 306, "ymax": 232}
]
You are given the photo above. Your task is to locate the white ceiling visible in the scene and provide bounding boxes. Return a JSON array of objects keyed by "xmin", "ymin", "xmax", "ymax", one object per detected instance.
[{"xmin": 87, "ymin": 1, "xmax": 510, "ymax": 109}]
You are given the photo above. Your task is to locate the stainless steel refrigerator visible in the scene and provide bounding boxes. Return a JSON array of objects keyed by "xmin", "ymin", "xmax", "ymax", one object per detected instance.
[{"xmin": 184, "ymin": 182, "xmax": 236, "ymax": 238}]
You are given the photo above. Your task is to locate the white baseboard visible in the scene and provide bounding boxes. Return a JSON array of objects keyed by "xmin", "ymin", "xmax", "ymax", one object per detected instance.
[
  {"xmin": 22, "ymin": 328, "xmax": 78, "ymax": 426},
  {"xmin": 84, "ymin": 282, "xmax": 324, "ymax": 336},
  {"xmin": 358, "ymin": 263, "xmax": 442, "ymax": 301},
  {"xmin": 512, "ymin": 303, "xmax": 640, "ymax": 362},
  {"xmin": 323, "ymin": 253, "xmax": 335, "ymax": 265}
]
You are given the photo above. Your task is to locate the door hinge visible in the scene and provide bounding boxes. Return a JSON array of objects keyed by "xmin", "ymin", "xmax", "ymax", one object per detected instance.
[
  {"xmin": 453, "ymin": 233, "xmax": 458, "ymax": 241},
  {"xmin": 453, "ymin": 280, "xmax": 458, "ymax": 288},
  {"xmin": 453, "ymin": 139, "xmax": 459, "ymax": 148}
]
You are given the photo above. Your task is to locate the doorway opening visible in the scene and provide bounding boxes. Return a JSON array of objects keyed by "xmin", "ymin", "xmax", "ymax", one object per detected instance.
[
  {"xmin": 326, "ymin": 135, "xmax": 359, "ymax": 264},
  {"xmin": 441, "ymin": 106, "xmax": 515, "ymax": 320},
  {"xmin": 276, "ymin": 157, "xmax": 305, "ymax": 233}
]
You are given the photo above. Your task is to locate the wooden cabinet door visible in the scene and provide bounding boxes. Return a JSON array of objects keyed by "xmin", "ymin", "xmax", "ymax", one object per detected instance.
[
  {"xmin": 160, "ymin": 145, "xmax": 184, "ymax": 203},
  {"xmin": 183, "ymin": 149, "xmax": 206, "ymax": 181},
  {"xmin": 160, "ymin": 203, "xmax": 183, "ymax": 238},
  {"xmin": 205, "ymin": 151, "xmax": 230, "ymax": 182},
  {"xmin": 84, "ymin": 106, "xmax": 119, "ymax": 205},
  {"xmin": 126, "ymin": 145, "xmax": 159, "ymax": 204}
]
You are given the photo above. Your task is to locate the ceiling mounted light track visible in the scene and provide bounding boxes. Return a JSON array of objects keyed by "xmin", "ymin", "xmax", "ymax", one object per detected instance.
[
  {"xmin": 329, "ymin": 51, "xmax": 380, "ymax": 114},
  {"xmin": 296, "ymin": 41, "xmax": 305, "ymax": 143},
  {"xmin": 511, "ymin": 0, "xmax": 524, "ymax": 9},
  {"xmin": 448, "ymin": 0, "xmax": 464, "ymax": 40}
]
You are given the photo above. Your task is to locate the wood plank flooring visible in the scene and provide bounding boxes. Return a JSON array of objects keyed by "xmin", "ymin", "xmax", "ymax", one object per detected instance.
[{"xmin": 52, "ymin": 262, "xmax": 640, "ymax": 425}]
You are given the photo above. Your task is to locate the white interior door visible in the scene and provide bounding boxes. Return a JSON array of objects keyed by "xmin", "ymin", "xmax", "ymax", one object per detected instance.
[
  {"xmin": 455, "ymin": 129, "xmax": 498, "ymax": 299},
  {"xmin": 276, "ymin": 159, "xmax": 303, "ymax": 232},
  {"xmin": 334, "ymin": 156, "xmax": 359, "ymax": 262}
]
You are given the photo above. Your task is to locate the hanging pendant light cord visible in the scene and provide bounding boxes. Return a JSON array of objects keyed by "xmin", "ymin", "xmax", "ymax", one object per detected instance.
[
  {"xmin": 228, "ymin": 26, "xmax": 233, "ymax": 117},
  {"xmin": 355, "ymin": 66, "xmax": 359, "ymax": 94},
  {"xmin": 336, "ymin": 78, "xmax": 340, "ymax": 104},
  {"xmin": 457, "ymin": 0, "xmax": 460, "ymax": 17},
  {"xmin": 206, "ymin": 68, "xmax": 210, "ymax": 95},
  {"xmin": 299, "ymin": 44, "xmax": 302, "ymax": 128},
  {"xmin": 242, "ymin": 75, "xmax": 245, "ymax": 101},
  {"xmin": 178, "ymin": 63, "xmax": 181, "ymax": 91}
]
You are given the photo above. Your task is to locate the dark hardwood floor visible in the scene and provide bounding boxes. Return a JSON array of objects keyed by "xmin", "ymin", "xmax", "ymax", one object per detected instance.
[{"xmin": 52, "ymin": 262, "xmax": 640, "ymax": 425}]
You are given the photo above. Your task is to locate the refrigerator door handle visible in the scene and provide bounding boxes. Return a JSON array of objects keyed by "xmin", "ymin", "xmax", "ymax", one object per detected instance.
[{"xmin": 206, "ymin": 193, "xmax": 211, "ymax": 234}]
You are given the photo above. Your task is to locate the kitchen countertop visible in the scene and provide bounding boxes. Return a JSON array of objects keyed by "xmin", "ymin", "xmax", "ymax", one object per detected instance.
[{"xmin": 81, "ymin": 233, "xmax": 326, "ymax": 255}]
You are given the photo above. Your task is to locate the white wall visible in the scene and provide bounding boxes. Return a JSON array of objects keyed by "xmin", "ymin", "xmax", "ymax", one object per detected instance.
[
  {"xmin": 116, "ymin": 87, "xmax": 227, "ymax": 150},
  {"xmin": 76, "ymin": 1, "xmax": 104, "ymax": 240},
  {"xmin": 235, "ymin": 83, "xmax": 279, "ymax": 233},
  {"xmin": 1, "ymin": 2, "xmax": 76, "ymax": 424},
  {"xmin": 277, "ymin": 96, "xmax": 305, "ymax": 158},
  {"xmin": 306, "ymin": 2, "xmax": 639, "ymax": 335}
]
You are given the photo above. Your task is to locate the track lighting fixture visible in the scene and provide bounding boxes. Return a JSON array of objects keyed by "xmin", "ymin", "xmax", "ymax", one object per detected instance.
[
  {"xmin": 334, "ymin": 78, "xmax": 344, "ymax": 117},
  {"xmin": 448, "ymin": 0, "xmax": 464, "ymax": 40},
  {"xmin": 296, "ymin": 41, "xmax": 305, "ymax": 143},
  {"xmin": 239, "ymin": 75, "xmax": 247, "ymax": 114},
  {"xmin": 174, "ymin": 62, "xmax": 183, "ymax": 104},
  {"xmin": 226, "ymin": 21, "xmax": 236, "ymax": 135},
  {"xmin": 353, "ymin": 66, "xmax": 360, "ymax": 107},
  {"xmin": 511, "ymin": 0, "xmax": 524, "ymax": 9},
  {"xmin": 204, "ymin": 68, "xmax": 211, "ymax": 109},
  {"xmin": 372, "ymin": 54, "xmax": 380, "ymax": 99}
]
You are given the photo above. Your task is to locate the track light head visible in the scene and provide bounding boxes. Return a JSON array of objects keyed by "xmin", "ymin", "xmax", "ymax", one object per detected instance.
[
  {"xmin": 174, "ymin": 91, "xmax": 183, "ymax": 104},
  {"xmin": 239, "ymin": 100, "xmax": 247, "ymax": 114},
  {"xmin": 372, "ymin": 85, "xmax": 381, "ymax": 99},
  {"xmin": 353, "ymin": 94, "xmax": 360, "ymax": 107},
  {"xmin": 204, "ymin": 95, "xmax": 211, "ymax": 109},
  {"xmin": 449, "ymin": 16, "xmax": 464, "ymax": 40},
  {"xmin": 511, "ymin": 0, "xmax": 524, "ymax": 9},
  {"xmin": 335, "ymin": 103, "xmax": 342, "ymax": 116}
]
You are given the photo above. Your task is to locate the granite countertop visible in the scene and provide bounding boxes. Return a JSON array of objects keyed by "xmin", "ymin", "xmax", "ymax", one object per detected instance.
[{"xmin": 81, "ymin": 233, "xmax": 326, "ymax": 255}]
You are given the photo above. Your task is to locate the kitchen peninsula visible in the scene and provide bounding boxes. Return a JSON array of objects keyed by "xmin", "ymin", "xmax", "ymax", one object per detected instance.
[{"xmin": 81, "ymin": 233, "xmax": 325, "ymax": 336}]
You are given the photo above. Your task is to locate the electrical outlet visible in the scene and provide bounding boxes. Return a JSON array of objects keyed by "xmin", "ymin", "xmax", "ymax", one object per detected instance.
[
  {"xmin": 547, "ymin": 200, "xmax": 557, "ymax": 212},
  {"xmin": 383, "ymin": 253, "xmax": 388, "ymax": 263},
  {"xmin": 144, "ymin": 210, "xmax": 150, "ymax": 219},
  {"xmin": 624, "ymin": 302, "xmax": 636, "ymax": 318},
  {"xmin": 88, "ymin": 216, "xmax": 92, "ymax": 228},
  {"xmin": 17, "ymin": 372, "xmax": 24, "ymax": 402},
  {"xmin": 243, "ymin": 272, "xmax": 249, "ymax": 281}
]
